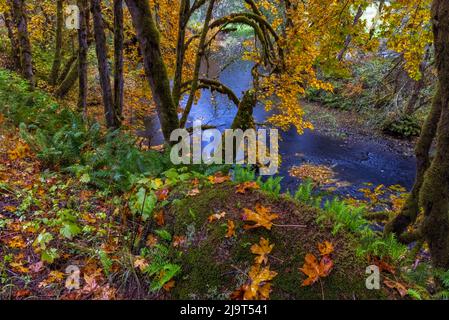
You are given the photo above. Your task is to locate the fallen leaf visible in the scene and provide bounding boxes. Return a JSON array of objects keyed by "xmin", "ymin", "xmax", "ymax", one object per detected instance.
[
  {"xmin": 208, "ymin": 211, "xmax": 226, "ymax": 223},
  {"xmin": 369, "ymin": 256, "xmax": 396, "ymax": 274},
  {"xmin": 155, "ymin": 188, "xmax": 169, "ymax": 201},
  {"xmin": 134, "ymin": 257, "xmax": 149, "ymax": 271},
  {"xmin": 384, "ymin": 279, "xmax": 407, "ymax": 297},
  {"xmin": 242, "ymin": 204, "xmax": 279, "ymax": 230},
  {"xmin": 15, "ymin": 289, "xmax": 31, "ymax": 299},
  {"xmin": 29, "ymin": 261, "xmax": 44, "ymax": 273},
  {"xmin": 146, "ymin": 235, "xmax": 158, "ymax": 248},
  {"xmin": 208, "ymin": 173, "xmax": 231, "ymax": 184},
  {"xmin": 187, "ymin": 188, "xmax": 200, "ymax": 197},
  {"xmin": 244, "ymin": 264, "xmax": 278, "ymax": 300},
  {"xmin": 173, "ymin": 235, "xmax": 186, "ymax": 248},
  {"xmin": 251, "ymin": 237, "xmax": 274, "ymax": 265},
  {"xmin": 299, "ymin": 253, "xmax": 333, "ymax": 286},
  {"xmin": 163, "ymin": 280, "xmax": 176, "ymax": 292},
  {"xmin": 226, "ymin": 220, "xmax": 236, "ymax": 238},
  {"xmin": 236, "ymin": 181, "xmax": 260, "ymax": 194},
  {"xmin": 318, "ymin": 241, "xmax": 334, "ymax": 256},
  {"xmin": 154, "ymin": 210, "xmax": 165, "ymax": 226},
  {"xmin": 7, "ymin": 141, "xmax": 30, "ymax": 161}
]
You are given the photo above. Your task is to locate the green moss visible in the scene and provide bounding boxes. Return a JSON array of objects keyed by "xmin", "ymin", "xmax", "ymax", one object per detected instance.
[{"xmin": 166, "ymin": 184, "xmax": 391, "ymax": 300}]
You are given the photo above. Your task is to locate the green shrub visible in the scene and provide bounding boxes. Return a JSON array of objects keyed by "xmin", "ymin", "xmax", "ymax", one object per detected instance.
[{"xmin": 382, "ymin": 114, "xmax": 422, "ymax": 138}]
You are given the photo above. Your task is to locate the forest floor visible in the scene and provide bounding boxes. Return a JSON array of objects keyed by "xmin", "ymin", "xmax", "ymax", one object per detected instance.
[{"xmin": 0, "ymin": 68, "xmax": 432, "ymax": 300}]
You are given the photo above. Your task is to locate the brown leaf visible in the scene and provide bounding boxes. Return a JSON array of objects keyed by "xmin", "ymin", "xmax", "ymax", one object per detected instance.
[
  {"xmin": 163, "ymin": 280, "xmax": 176, "ymax": 292},
  {"xmin": 208, "ymin": 173, "xmax": 231, "ymax": 184},
  {"xmin": 155, "ymin": 188, "xmax": 170, "ymax": 201},
  {"xmin": 154, "ymin": 210, "xmax": 165, "ymax": 226},
  {"xmin": 384, "ymin": 279, "xmax": 407, "ymax": 297},
  {"xmin": 173, "ymin": 235, "xmax": 186, "ymax": 248}
]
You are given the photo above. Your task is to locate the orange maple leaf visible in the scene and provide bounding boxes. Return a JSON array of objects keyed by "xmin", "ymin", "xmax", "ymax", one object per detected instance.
[
  {"xmin": 226, "ymin": 220, "xmax": 236, "ymax": 238},
  {"xmin": 318, "ymin": 240, "xmax": 334, "ymax": 256},
  {"xmin": 244, "ymin": 264, "xmax": 278, "ymax": 300},
  {"xmin": 251, "ymin": 237, "xmax": 274, "ymax": 265},
  {"xmin": 299, "ymin": 253, "xmax": 334, "ymax": 286},
  {"xmin": 208, "ymin": 173, "xmax": 231, "ymax": 184},
  {"xmin": 242, "ymin": 204, "xmax": 279, "ymax": 230},
  {"xmin": 236, "ymin": 181, "xmax": 260, "ymax": 194},
  {"xmin": 163, "ymin": 280, "xmax": 176, "ymax": 292}
]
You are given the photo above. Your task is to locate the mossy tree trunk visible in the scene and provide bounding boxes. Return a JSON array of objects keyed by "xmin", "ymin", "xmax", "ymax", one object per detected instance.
[
  {"xmin": 113, "ymin": 0, "xmax": 124, "ymax": 125},
  {"xmin": 55, "ymin": 58, "xmax": 78, "ymax": 97},
  {"xmin": 231, "ymin": 90, "xmax": 256, "ymax": 131},
  {"xmin": 77, "ymin": 0, "xmax": 89, "ymax": 116},
  {"xmin": 172, "ymin": 0, "xmax": 190, "ymax": 107},
  {"xmin": 3, "ymin": 9, "xmax": 21, "ymax": 70},
  {"xmin": 385, "ymin": 89, "xmax": 442, "ymax": 238},
  {"xmin": 11, "ymin": 0, "xmax": 34, "ymax": 88},
  {"xmin": 180, "ymin": 0, "xmax": 216, "ymax": 128},
  {"xmin": 91, "ymin": 0, "xmax": 119, "ymax": 129},
  {"xmin": 125, "ymin": 0, "xmax": 180, "ymax": 142},
  {"xmin": 49, "ymin": 0, "xmax": 64, "ymax": 85},
  {"xmin": 418, "ymin": 0, "xmax": 449, "ymax": 269}
]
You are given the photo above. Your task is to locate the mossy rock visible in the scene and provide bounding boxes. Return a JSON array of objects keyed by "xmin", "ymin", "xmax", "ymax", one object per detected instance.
[{"xmin": 166, "ymin": 183, "xmax": 389, "ymax": 300}]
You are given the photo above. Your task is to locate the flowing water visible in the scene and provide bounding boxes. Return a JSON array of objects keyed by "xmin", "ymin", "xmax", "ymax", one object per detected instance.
[{"xmin": 149, "ymin": 59, "xmax": 417, "ymax": 196}]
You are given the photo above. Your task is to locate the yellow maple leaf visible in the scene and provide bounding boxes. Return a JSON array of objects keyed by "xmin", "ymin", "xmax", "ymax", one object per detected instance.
[
  {"xmin": 250, "ymin": 237, "xmax": 274, "ymax": 265},
  {"xmin": 243, "ymin": 264, "xmax": 278, "ymax": 300},
  {"xmin": 242, "ymin": 204, "xmax": 279, "ymax": 230},
  {"xmin": 299, "ymin": 253, "xmax": 333, "ymax": 287},
  {"xmin": 318, "ymin": 240, "xmax": 334, "ymax": 256},
  {"xmin": 236, "ymin": 181, "xmax": 260, "ymax": 194}
]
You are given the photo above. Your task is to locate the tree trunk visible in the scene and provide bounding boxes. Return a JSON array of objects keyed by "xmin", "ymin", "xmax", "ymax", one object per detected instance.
[
  {"xmin": 418, "ymin": 0, "xmax": 449, "ymax": 269},
  {"xmin": 3, "ymin": 10, "xmax": 21, "ymax": 70},
  {"xmin": 49, "ymin": 0, "xmax": 64, "ymax": 85},
  {"xmin": 57, "ymin": 54, "xmax": 77, "ymax": 84},
  {"xmin": 180, "ymin": 0, "xmax": 215, "ymax": 128},
  {"xmin": 125, "ymin": 0, "xmax": 179, "ymax": 142},
  {"xmin": 11, "ymin": 0, "xmax": 34, "ymax": 87},
  {"xmin": 55, "ymin": 58, "xmax": 79, "ymax": 97},
  {"xmin": 91, "ymin": 0, "xmax": 118, "ymax": 129},
  {"xmin": 77, "ymin": 0, "xmax": 89, "ymax": 116},
  {"xmin": 384, "ymin": 89, "xmax": 442, "ymax": 237},
  {"xmin": 113, "ymin": 0, "xmax": 124, "ymax": 125},
  {"xmin": 231, "ymin": 90, "xmax": 256, "ymax": 131},
  {"xmin": 172, "ymin": 0, "xmax": 190, "ymax": 107},
  {"xmin": 337, "ymin": 4, "xmax": 364, "ymax": 61}
]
